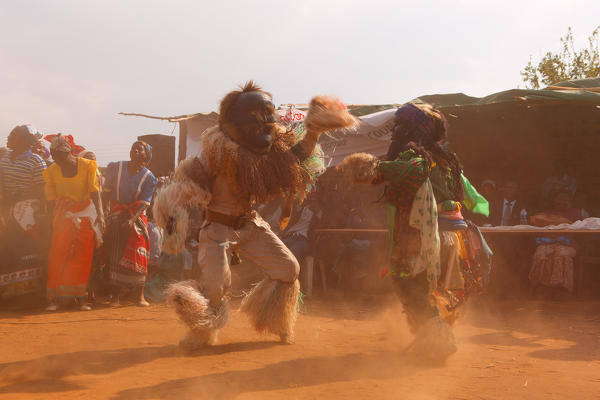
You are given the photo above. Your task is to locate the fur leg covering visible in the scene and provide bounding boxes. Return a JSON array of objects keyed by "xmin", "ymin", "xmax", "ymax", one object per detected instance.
[
  {"xmin": 165, "ymin": 281, "xmax": 229, "ymax": 350},
  {"xmin": 240, "ymin": 278, "xmax": 300, "ymax": 341}
]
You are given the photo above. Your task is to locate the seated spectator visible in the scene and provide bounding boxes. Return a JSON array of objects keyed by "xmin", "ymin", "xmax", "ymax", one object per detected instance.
[
  {"xmin": 480, "ymin": 179, "xmax": 496, "ymax": 199},
  {"xmin": 541, "ymin": 159, "xmax": 576, "ymax": 202},
  {"xmin": 530, "ymin": 189, "xmax": 583, "ymax": 226},
  {"xmin": 489, "ymin": 180, "xmax": 525, "ymax": 226},
  {"xmin": 281, "ymin": 204, "xmax": 313, "ymax": 267},
  {"xmin": 333, "ymin": 206, "xmax": 373, "ymax": 291},
  {"xmin": 528, "ymin": 189, "xmax": 583, "ymax": 296}
]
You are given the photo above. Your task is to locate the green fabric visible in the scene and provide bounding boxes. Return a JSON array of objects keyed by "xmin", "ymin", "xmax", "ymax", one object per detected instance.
[
  {"xmin": 461, "ymin": 174, "xmax": 489, "ymax": 217},
  {"xmin": 380, "ymin": 150, "xmax": 437, "ymax": 280},
  {"xmin": 291, "ymin": 122, "xmax": 325, "ymax": 189},
  {"xmin": 439, "ymin": 199, "xmax": 460, "ymax": 212},
  {"xmin": 379, "ymin": 150, "xmax": 430, "ymax": 213},
  {"xmin": 386, "ymin": 203, "xmax": 397, "ymax": 268},
  {"xmin": 429, "ymin": 165, "xmax": 456, "ymax": 203}
]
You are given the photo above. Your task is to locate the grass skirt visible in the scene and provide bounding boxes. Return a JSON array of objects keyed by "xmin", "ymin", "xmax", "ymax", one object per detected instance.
[{"xmin": 240, "ymin": 278, "xmax": 300, "ymax": 337}]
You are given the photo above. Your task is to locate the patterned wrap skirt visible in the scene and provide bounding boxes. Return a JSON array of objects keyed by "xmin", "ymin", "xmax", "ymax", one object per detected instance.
[
  {"xmin": 105, "ymin": 202, "xmax": 149, "ymax": 289},
  {"xmin": 47, "ymin": 198, "xmax": 96, "ymax": 301}
]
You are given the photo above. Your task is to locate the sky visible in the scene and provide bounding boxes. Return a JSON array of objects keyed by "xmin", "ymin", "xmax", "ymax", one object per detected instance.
[{"xmin": 1, "ymin": 0, "xmax": 598, "ymax": 164}]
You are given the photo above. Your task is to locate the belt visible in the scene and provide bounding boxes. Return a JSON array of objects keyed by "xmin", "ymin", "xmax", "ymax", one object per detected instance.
[{"xmin": 205, "ymin": 209, "xmax": 250, "ymax": 230}]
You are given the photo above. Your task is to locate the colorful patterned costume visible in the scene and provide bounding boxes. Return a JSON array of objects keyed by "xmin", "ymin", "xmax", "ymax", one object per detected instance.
[
  {"xmin": 379, "ymin": 150, "xmax": 492, "ymax": 347},
  {"xmin": 342, "ymin": 102, "xmax": 493, "ymax": 357}
]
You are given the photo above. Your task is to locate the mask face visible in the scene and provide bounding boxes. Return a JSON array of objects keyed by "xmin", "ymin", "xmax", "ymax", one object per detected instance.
[{"xmin": 224, "ymin": 91, "xmax": 278, "ymax": 154}]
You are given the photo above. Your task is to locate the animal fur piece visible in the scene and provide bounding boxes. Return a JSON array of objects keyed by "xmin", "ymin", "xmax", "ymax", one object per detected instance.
[
  {"xmin": 338, "ymin": 152, "xmax": 379, "ymax": 183},
  {"xmin": 304, "ymin": 95, "xmax": 358, "ymax": 134},
  {"xmin": 293, "ymin": 96, "xmax": 359, "ymax": 161},
  {"xmin": 165, "ymin": 281, "xmax": 229, "ymax": 348},
  {"xmin": 152, "ymin": 172, "xmax": 211, "ymax": 254},
  {"xmin": 240, "ymin": 278, "xmax": 300, "ymax": 337}
]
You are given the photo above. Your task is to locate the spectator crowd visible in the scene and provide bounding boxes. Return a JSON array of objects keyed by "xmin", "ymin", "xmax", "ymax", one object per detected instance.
[
  {"xmin": 0, "ymin": 125, "xmax": 181, "ymax": 310},
  {"xmin": 1, "ymin": 123, "xmax": 598, "ymax": 311}
]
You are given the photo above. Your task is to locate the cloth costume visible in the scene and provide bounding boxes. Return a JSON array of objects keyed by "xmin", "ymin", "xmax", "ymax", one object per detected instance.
[
  {"xmin": 379, "ymin": 151, "xmax": 492, "ymax": 356},
  {"xmin": 154, "ymin": 90, "xmax": 357, "ymax": 349},
  {"xmin": 340, "ymin": 102, "xmax": 492, "ymax": 358}
]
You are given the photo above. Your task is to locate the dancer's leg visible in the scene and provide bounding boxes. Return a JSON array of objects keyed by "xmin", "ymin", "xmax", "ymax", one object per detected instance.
[{"xmin": 237, "ymin": 220, "xmax": 300, "ymax": 343}]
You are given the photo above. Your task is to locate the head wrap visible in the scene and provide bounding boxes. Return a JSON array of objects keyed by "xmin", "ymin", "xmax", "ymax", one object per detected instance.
[
  {"xmin": 394, "ymin": 103, "xmax": 436, "ymax": 139},
  {"xmin": 133, "ymin": 140, "xmax": 152, "ymax": 164},
  {"xmin": 44, "ymin": 133, "xmax": 85, "ymax": 155}
]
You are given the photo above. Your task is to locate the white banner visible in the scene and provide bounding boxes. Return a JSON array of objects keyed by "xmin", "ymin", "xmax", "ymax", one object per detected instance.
[{"xmin": 183, "ymin": 106, "xmax": 396, "ymax": 166}]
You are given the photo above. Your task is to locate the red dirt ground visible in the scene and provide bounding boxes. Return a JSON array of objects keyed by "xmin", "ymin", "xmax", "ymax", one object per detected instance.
[{"xmin": 0, "ymin": 294, "xmax": 599, "ymax": 400}]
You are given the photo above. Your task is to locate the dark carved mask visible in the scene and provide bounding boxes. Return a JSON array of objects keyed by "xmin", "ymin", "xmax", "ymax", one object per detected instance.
[{"xmin": 223, "ymin": 91, "xmax": 278, "ymax": 154}]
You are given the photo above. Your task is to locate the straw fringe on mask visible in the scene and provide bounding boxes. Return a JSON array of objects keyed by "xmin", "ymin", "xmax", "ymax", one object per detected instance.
[{"xmin": 240, "ymin": 278, "xmax": 300, "ymax": 337}]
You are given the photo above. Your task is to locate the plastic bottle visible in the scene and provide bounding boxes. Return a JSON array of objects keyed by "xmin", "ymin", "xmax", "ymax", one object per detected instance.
[{"xmin": 520, "ymin": 208, "xmax": 528, "ymax": 225}]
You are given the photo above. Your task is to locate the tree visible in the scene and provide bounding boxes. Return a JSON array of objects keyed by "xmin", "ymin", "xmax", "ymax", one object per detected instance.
[{"xmin": 521, "ymin": 26, "xmax": 600, "ymax": 89}]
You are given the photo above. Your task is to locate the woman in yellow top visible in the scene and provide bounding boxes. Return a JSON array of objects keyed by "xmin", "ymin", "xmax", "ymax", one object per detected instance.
[{"xmin": 43, "ymin": 135, "xmax": 105, "ymax": 311}]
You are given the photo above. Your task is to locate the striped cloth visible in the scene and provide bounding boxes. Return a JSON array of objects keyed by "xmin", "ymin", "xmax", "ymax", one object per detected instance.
[{"xmin": 0, "ymin": 150, "xmax": 46, "ymax": 200}]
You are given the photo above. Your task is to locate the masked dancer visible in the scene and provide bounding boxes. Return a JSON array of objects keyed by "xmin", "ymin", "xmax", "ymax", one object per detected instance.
[{"xmin": 153, "ymin": 81, "xmax": 356, "ymax": 350}]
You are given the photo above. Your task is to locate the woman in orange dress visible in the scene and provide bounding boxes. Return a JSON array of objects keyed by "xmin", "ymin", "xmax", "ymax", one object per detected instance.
[{"xmin": 43, "ymin": 135, "xmax": 105, "ymax": 311}]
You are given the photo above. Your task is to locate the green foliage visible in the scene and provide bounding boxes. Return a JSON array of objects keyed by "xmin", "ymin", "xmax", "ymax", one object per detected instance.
[{"xmin": 521, "ymin": 26, "xmax": 600, "ymax": 89}]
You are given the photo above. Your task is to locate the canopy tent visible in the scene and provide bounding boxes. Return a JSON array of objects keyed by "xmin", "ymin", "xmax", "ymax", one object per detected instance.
[
  {"xmin": 321, "ymin": 77, "xmax": 600, "ymax": 191},
  {"xmin": 120, "ymin": 77, "xmax": 600, "ymax": 194}
]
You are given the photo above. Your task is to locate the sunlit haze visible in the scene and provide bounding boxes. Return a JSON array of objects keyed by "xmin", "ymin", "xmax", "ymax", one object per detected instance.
[{"xmin": 1, "ymin": 0, "xmax": 598, "ymax": 164}]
